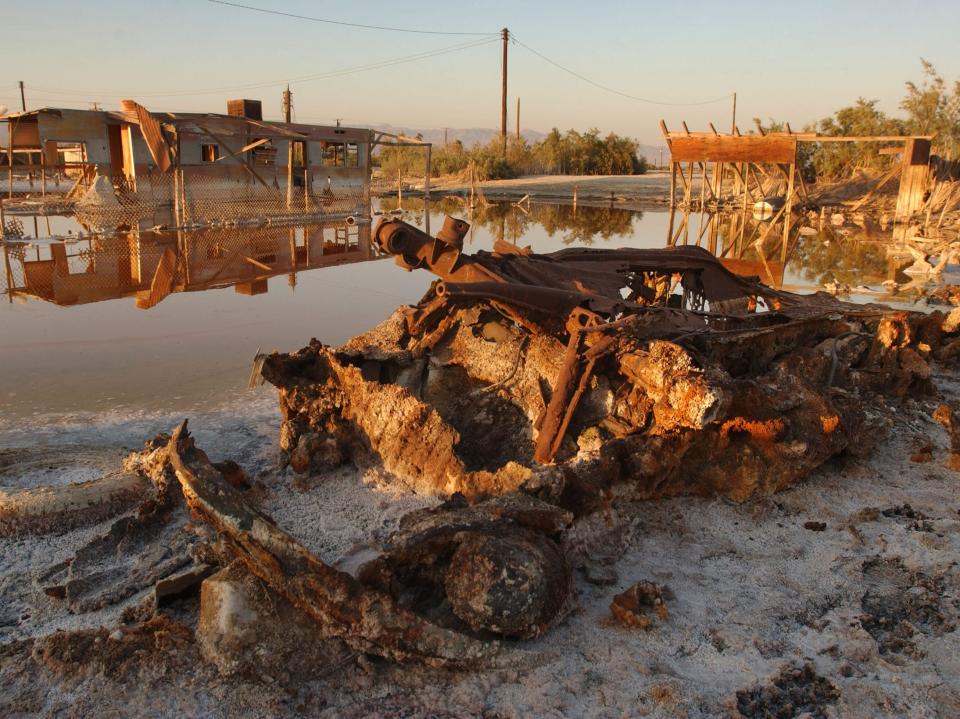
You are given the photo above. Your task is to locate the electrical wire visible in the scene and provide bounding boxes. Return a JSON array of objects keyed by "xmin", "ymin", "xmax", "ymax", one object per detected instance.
[
  {"xmin": 28, "ymin": 37, "xmax": 498, "ymax": 100},
  {"xmin": 511, "ymin": 34, "xmax": 733, "ymax": 107},
  {"xmin": 207, "ymin": 0, "xmax": 497, "ymax": 36}
]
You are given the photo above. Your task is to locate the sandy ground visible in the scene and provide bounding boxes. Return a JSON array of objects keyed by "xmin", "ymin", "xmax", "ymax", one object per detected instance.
[{"xmin": 1, "ymin": 359, "xmax": 959, "ymax": 718}]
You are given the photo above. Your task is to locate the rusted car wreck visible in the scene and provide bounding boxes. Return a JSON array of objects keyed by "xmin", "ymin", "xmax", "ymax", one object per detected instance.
[
  {"xmin": 263, "ymin": 216, "xmax": 946, "ymax": 507},
  {"xmin": 8, "ymin": 215, "xmax": 960, "ymax": 671}
]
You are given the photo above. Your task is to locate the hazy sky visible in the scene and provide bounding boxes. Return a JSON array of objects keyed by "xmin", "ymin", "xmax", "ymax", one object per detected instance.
[{"xmin": 2, "ymin": 0, "xmax": 958, "ymax": 144}]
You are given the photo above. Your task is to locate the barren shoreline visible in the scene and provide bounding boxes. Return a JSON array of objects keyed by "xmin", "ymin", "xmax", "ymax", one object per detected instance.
[{"xmin": 1, "ymin": 378, "xmax": 959, "ymax": 717}]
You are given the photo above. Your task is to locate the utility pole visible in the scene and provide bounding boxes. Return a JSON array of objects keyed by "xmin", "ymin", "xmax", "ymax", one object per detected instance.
[
  {"xmin": 500, "ymin": 28, "xmax": 508, "ymax": 153},
  {"xmin": 443, "ymin": 127, "xmax": 448, "ymax": 146},
  {"xmin": 283, "ymin": 84, "xmax": 293, "ymax": 209},
  {"xmin": 516, "ymin": 97, "xmax": 520, "ymax": 141},
  {"xmin": 731, "ymin": 92, "xmax": 737, "ymax": 134},
  {"xmin": 18, "ymin": 81, "xmax": 25, "ymax": 112}
]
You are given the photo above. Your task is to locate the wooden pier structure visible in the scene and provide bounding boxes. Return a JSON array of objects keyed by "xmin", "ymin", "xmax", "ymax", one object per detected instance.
[{"xmin": 660, "ymin": 121, "xmax": 935, "ymax": 232}]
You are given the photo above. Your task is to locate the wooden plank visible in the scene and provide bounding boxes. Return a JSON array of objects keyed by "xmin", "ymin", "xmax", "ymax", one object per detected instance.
[
  {"xmin": 670, "ymin": 135, "xmax": 797, "ymax": 164},
  {"xmin": 129, "ymin": 102, "xmax": 173, "ymax": 172}
]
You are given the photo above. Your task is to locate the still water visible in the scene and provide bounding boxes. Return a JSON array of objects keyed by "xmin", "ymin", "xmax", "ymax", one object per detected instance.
[{"xmin": 0, "ymin": 198, "xmax": 944, "ymax": 425}]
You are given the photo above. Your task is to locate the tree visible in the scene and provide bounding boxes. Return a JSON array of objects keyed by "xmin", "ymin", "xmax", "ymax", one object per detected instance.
[
  {"xmin": 810, "ymin": 100, "xmax": 904, "ymax": 178},
  {"xmin": 901, "ymin": 60, "xmax": 960, "ymax": 160}
]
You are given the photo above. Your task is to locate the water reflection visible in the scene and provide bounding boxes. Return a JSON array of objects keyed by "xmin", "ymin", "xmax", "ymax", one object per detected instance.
[
  {"xmin": 1, "ymin": 200, "xmax": 943, "ymax": 420},
  {"xmin": 378, "ymin": 196, "xmax": 640, "ymax": 247},
  {"xmin": 662, "ymin": 208, "xmax": 929, "ymax": 303},
  {"xmin": 2, "ymin": 220, "xmax": 379, "ymax": 309}
]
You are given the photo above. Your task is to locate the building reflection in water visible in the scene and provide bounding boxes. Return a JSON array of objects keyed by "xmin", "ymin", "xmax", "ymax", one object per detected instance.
[{"xmin": 2, "ymin": 219, "xmax": 379, "ymax": 308}]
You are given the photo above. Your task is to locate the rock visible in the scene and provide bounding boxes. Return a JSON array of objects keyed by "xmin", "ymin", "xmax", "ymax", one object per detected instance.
[
  {"xmin": 942, "ymin": 308, "xmax": 960, "ymax": 334},
  {"xmin": 830, "ymin": 213, "xmax": 845, "ymax": 226},
  {"xmin": 288, "ymin": 431, "xmax": 343, "ymax": 474},
  {"xmin": 583, "ymin": 562, "xmax": 618, "ymax": 586},
  {"xmin": 196, "ymin": 562, "xmax": 347, "ymax": 682},
  {"xmin": 610, "ymin": 580, "xmax": 668, "ymax": 629}
]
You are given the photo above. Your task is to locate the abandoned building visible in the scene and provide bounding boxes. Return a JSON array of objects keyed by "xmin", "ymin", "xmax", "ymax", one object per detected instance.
[
  {"xmin": 1, "ymin": 220, "xmax": 375, "ymax": 308},
  {"xmin": 0, "ymin": 99, "xmax": 412, "ymax": 229}
]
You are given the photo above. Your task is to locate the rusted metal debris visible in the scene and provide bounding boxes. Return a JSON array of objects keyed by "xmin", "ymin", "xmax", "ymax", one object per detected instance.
[{"xmin": 262, "ymin": 216, "xmax": 953, "ymax": 510}]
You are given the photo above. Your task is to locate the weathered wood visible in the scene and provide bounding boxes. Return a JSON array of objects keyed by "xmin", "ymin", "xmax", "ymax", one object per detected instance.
[
  {"xmin": 894, "ymin": 138, "xmax": 932, "ymax": 223},
  {"xmin": 670, "ymin": 135, "xmax": 797, "ymax": 164}
]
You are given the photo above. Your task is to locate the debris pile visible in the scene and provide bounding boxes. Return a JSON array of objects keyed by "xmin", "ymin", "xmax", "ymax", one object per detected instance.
[{"xmin": 262, "ymin": 216, "xmax": 956, "ymax": 510}]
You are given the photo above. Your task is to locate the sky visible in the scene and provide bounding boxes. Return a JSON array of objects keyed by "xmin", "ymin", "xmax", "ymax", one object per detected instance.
[{"xmin": 1, "ymin": 0, "xmax": 958, "ymax": 145}]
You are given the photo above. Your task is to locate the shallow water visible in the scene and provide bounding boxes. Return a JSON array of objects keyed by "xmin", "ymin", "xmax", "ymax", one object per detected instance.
[{"xmin": 0, "ymin": 199, "xmax": 949, "ymax": 436}]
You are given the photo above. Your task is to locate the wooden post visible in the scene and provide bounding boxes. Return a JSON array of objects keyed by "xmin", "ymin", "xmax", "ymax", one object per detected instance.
[
  {"xmin": 731, "ymin": 92, "xmax": 737, "ymax": 134},
  {"xmin": 699, "ymin": 162, "xmax": 706, "ymax": 211},
  {"xmin": 284, "ymin": 85, "xmax": 293, "ymax": 210},
  {"xmin": 7, "ymin": 121, "xmax": 13, "ymax": 199},
  {"xmin": 516, "ymin": 97, "xmax": 520, "ymax": 141},
  {"xmin": 304, "ymin": 169, "xmax": 309, "ymax": 212},
  {"xmin": 397, "ymin": 165, "xmax": 402, "ymax": 209},
  {"xmin": 669, "ymin": 162, "xmax": 676, "ymax": 209},
  {"xmin": 894, "ymin": 138, "xmax": 931, "ymax": 224},
  {"xmin": 424, "ymin": 144, "xmax": 432, "ymax": 198},
  {"xmin": 40, "ymin": 146, "xmax": 46, "ymax": 197},
  {"xmin": 500, "ymin": 28, "xmax": 509, "ymax": 154},
  {"xmin": 172, "ymin": 169, "xmax": 180, "ymax": 228},
  {"xmin": 781, "ymin": 163, "xmax": 795, "ymax": 263}
]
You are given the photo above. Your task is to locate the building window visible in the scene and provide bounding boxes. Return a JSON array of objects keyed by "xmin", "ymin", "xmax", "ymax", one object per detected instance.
[
  {"xmin": 346, "ymin": 143, "xmax": 359, "ymax": 167},
  {"xmin": 201, "ymin": 144, "xmax": 220, "ymax": 162},
  {"xmin": 322, "ymin": 142, "xmax": 350, "ymax": 167}
]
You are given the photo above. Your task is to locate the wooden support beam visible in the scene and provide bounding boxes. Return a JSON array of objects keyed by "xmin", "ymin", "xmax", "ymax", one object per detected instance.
[
  {"xmin": 669, "ymin": 135, "xmax": 797, "ymax": 164},
  {"xmin": 669, "ymin": 162, "xmax": 677, "ymax": 209}
]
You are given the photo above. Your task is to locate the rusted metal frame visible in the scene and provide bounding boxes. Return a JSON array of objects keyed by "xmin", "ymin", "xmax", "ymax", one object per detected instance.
[
  {"xmin": 546, "ymin": 335, "xmax": 616, "ymax": 461},
  {"xmin": 167, "ymin": 421, "xmax": 495, "ymax": 667},
  {"xmin": 533, "ymin": 329, "xmax": 584, "ymax": 463}
]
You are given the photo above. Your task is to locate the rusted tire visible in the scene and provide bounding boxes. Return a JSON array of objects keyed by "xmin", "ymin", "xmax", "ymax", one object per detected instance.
[
  {"xmin": 0, "ymin": 446, "xmax": 148, "ymax": 536},
  {"xmin": 443, "ymin": 529, "xmax": 571, "ymax": 639}
]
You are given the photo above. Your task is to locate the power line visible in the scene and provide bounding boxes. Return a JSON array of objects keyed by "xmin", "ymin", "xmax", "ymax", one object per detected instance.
[
  {"xmin": 29, "ymin": 37, "xmax": 498, "ymax": 101},
  {"xmin": 512, "ymin": 35, "xmax": 733, "ymax": 107},
  {"xmin": 207, "ymin": 0, "xmax": 497, "ymax": 36}
]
